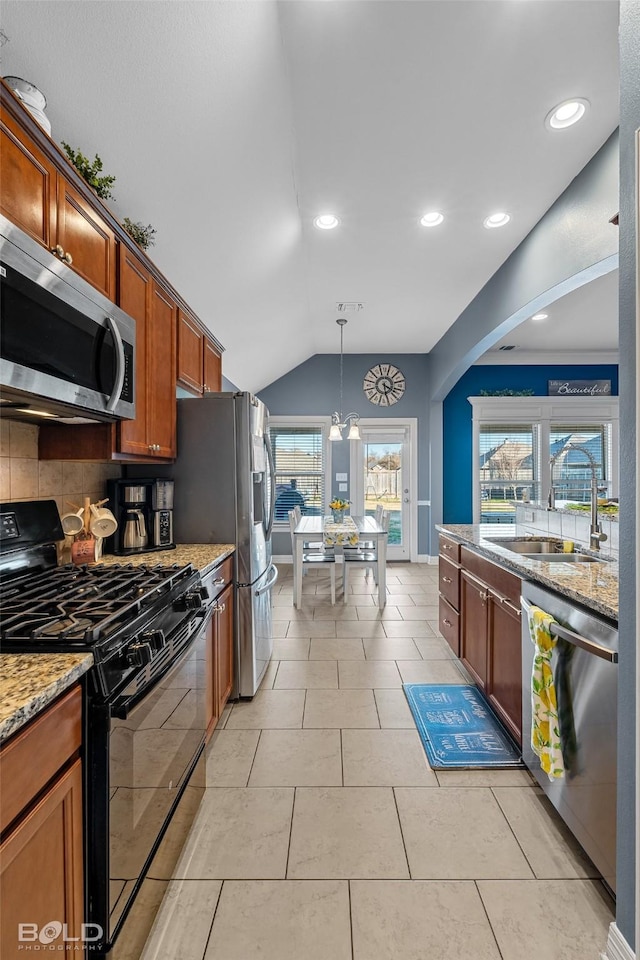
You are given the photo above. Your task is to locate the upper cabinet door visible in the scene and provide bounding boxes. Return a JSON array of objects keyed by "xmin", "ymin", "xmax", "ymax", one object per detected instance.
[
  {"xmin": 118, "ymin": 247, "xmax": 152, "ymax": 457},
  {"xmin": 203, "ymin": 336, "xmax": 222, "ymax": 394},
  {"xmin": 56, "ymin": 179, "xmax": 117, "ymax": 301},
  {"xmin": 0, "ymin": 105, "xmax": 57, "ymax": 249},
  {"xmin": 177, "ymin": 309, "xmax": 204, "ymax": 395},
  {"xmin": 148, "ymin": 281, "xmax": 177, "ymax": 459}
]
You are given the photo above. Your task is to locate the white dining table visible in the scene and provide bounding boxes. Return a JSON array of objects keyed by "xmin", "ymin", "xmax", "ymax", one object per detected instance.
[{"xmin": 292, "ymin": 515, "xmax": 388, "ymax": 609}]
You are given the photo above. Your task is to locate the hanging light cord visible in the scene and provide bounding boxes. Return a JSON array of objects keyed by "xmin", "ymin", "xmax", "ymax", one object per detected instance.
[{"xmin": 338, "ymin": 318, "xmax": 344, "ymax": 421}]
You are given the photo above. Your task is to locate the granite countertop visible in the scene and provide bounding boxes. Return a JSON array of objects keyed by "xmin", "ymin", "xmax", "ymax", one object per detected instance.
[
  {"xmin": 0, "ymin": 653, "xmax": 93, "ymax": 745},
  {"xmin": 97, "ymin": 543, "xmax": 235, "ymax": 577},
  {"xmin": 436, "ymin": 524, "xmax": 618, "ymax": 622}
]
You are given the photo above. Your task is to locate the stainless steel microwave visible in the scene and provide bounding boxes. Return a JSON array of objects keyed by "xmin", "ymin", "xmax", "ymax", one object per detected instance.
[{"xmin": 0, "ymin": 215, "xmax": 135, "ymax": 423}]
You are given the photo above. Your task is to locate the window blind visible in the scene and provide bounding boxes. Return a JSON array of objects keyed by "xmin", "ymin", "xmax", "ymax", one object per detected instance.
[
  {"xmin": 478, "ymin": 423, "xmax": 538, "ymax": 521},
  {"xmin": 271, "ymin": 426, "xmax": 325, "ymax": 520}
]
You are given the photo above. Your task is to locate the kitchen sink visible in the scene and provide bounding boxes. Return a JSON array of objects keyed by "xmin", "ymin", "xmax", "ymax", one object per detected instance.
[
  {"xmin": 485, "ymin": 538, "xmax": 564, "ymax": 553},
  {"xmin": 484, "ymin": 537, "xmax": 609, "ymax": 562},
  {"xmin": 516, "ymin": 552, "xmax": 608, "ymax": 563}
]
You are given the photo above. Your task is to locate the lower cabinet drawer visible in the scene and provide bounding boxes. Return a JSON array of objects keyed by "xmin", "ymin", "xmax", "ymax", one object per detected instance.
[
  {"xmin": 439, "ymin": 554, "xmax": 460, "ymax": 609},
  {"xmin": 439, "ymin": 596, "xmax": 460, "ymax": 657}
]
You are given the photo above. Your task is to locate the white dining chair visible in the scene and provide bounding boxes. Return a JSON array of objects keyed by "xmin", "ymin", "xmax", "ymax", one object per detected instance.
[
  {"xmin": 289, "ymin": 510, "xmax": 336, "ymax": 604},
  {"xmin": 342, "ymin": 509, "xmax": 389, "ymax": 601}
]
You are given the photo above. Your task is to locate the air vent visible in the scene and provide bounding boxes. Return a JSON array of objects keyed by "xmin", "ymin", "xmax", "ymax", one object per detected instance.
[
  {"xmin": 499, "ymin": 344, "xmax": 517, "ymax": 351},
  {"xmin": 336, "ymin": 302, "xmax": 363, "ymax": 313}
]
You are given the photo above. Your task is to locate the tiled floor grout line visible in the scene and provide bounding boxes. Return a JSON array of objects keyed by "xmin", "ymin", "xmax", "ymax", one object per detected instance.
[
  {"xmin": 199, "ymin": 878, "xmax": 225, "ymax": 960},
  {"xmin": 489, "ymin": 785, "xmax": 539, "ymax": 880},
  {"xmin": 347, "ymin": 879, "xmax": 355, "ymax": 960},
  {"xmin": 473, "ymin": 879, "xmax": 506, "ymax": 960},
  {"xmin": 284, "ymin": 785, "xmax": 297, "ymax": 880},
  {"xmin": 391, "ymin": 786, "xmax": 413, "ymax": 879},
  {"xmin": 245, "ymin": 728, "xmax": 263, "ymax": 785}
]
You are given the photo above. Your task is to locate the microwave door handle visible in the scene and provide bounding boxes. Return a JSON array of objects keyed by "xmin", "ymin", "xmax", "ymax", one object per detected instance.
[{"xmin": 105, "ymin": 315, "xmax": 125, "ymax": 412}]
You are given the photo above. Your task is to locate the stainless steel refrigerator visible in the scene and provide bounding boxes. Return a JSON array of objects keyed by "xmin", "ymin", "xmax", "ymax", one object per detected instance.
[{"xmin": 149, "ymin": 392, "xmax": 278, "ymax": 697}]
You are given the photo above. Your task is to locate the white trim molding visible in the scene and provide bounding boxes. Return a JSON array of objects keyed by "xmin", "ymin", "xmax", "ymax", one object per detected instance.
[{"xmin": 601, "ymin": 922, "xmax": 636, "ymax": 960}]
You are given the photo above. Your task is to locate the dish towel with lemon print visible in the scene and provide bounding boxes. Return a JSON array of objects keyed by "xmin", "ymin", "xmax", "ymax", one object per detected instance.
[{"xmin": 528, "ymin": 605, "xmax": 565, "ymax": 780}]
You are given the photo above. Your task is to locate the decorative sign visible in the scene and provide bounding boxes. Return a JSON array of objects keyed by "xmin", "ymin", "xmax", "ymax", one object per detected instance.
[{"xmin": 548, "ymin": 380, "xmax": 612, "ymax": 397}]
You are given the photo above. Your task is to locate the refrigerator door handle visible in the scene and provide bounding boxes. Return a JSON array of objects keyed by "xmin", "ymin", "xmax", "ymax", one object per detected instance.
[
  {"xmin": 264, "ymin": 434, "xmax": 276, "ymax": 540},
  {"xmin": 255, "ymin": 562, "xmax": 279, "ymax": 596}
]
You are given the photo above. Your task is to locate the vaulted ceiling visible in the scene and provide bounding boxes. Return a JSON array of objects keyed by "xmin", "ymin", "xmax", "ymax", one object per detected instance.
[{"xmin": 0, "ymin": 1, "xmax": 620, "ymax": 391}]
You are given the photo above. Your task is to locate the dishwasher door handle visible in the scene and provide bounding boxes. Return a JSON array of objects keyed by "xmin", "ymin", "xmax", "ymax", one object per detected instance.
[{"xmin": 521, "ymin": 597, "xmax": 618, "ymax": 663}]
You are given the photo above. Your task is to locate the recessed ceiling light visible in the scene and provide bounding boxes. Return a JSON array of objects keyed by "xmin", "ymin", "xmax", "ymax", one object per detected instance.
[
  {"xmin": 483, "ymin": 212, "xmax": 510, "ymax": 229},
  {"xmin": 420, "ymin": 211, "xmax": 444, "ymax": 227},
  {"xmin": 313, "ymin": 214, "xmax": 340, "ymax": 230},
  {"xmin": 531, "ymin": 312, "xmax": 548, "ymax": 321},
  {"xmin": 545, "ymin": 98, "xmax": 589, "ymax": 130}
]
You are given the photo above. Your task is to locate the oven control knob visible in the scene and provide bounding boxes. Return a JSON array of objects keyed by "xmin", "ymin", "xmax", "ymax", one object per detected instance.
[
  {"xmin": 127, "ymin": 641, "xmax": 153, "ymax": 667},
  {"xmin": 143, "ymin": 629, "xmax": 166, "ymax": 652},
  {"xmin": 174, "ymin": 591, "xmax": 203, "ymax": 612}
]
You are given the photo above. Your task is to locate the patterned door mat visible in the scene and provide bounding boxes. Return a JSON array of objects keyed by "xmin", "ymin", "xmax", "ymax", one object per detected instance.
[{"xmin": 403, "ymin": 684, "xmax": 524, "ymax": 769}]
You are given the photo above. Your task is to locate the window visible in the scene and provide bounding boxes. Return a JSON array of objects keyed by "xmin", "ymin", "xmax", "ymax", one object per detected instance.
[
  {"xmin": 469, "ymin": 397, "xmax": 619, "ymax": 525},
  {"xmin": 478, "ymin": 423, "xmax": 539, "ymax": 523},
  {"xmin": 549, "ymin": 424, "xmax": 609, "ymax": 504},
  {"xmin": 270, "ymin": 419, "xmax": 331, "ymax": 522}
]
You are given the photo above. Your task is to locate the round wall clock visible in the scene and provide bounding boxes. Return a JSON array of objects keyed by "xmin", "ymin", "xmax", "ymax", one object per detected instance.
[{"xmin": 363, "ymin": 364, "xmax": 406, "ymax": 406}]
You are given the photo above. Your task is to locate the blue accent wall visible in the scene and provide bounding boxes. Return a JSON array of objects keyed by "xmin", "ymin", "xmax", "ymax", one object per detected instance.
[{"xmin": 442, "ymin": 364, "xmax": 619, "ymax": 523}]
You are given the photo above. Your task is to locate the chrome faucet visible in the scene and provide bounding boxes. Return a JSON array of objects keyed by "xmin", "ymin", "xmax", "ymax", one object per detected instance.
[{"xmin": 565, "ymin": 444, "xmax": 608, "ymax": 551}]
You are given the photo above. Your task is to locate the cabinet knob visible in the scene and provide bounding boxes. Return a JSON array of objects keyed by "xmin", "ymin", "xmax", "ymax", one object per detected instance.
[
  {"xmin": 213, "ymin": 601, "xmax": 226, "ymax": 613},
  {"xmin": 51, "ymin": 244, "xmax": 64, "ymax": 258},
  {"xmin": 442, "ymin": 618, "xmax": 452, "ymax": 627},
  {"xmin": 63, "ymin": 251, "xmax": 73, "ymax": 265},
  {"xmin": 148, "ymin": 444, "xmax": 155, "ymax": 451},
  {"xmin": 442, "ymin": 576, "xmax": 452, "ymax": 584}
]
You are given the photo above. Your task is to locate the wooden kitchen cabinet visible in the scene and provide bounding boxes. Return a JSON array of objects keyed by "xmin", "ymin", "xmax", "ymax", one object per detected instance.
[
  {"xmin": 205, "ymin": 557, "xmax": 235, "ymax": 740},
  {"xmin": 458, "ymin": 545, "xmax": 523, "ymax": 744},
  {"xmin": 177, "ymin": 309, "xmax": 222, "ymax": 397},
  {"xmin": 118, "ymin": 249, "xmax": 176, "ymax": 458},
  {"xmin": 0, "ymin": 100, "xmax": 117, "ymax": 300},
  {"xmin": 488, "ymin": 592, "xmax": 522, "ymax": 743},
  {"xmin": 460, "ymin": 569, "xmax": 489, "ymax": 689},
  {"xmin": 438, "ymin": 535, "xmax": 461, "ymax": 655},
  {"xmin": 0, "ymin": 686, "xmax": 84, "ymax": 956}
]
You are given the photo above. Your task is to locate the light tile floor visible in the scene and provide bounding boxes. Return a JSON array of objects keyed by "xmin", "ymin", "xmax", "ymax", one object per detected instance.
[{"xmin": 140, "ymin": 563, "xmax": 614, "ymax": 960}]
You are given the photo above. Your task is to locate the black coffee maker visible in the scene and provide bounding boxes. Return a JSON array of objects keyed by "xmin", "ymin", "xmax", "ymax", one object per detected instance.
[{"xmin": 106, "ymin": 479, "xmax": 175, "ymax": 555}]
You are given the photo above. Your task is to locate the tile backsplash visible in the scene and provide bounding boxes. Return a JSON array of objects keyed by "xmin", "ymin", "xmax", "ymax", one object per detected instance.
[{"xmin": 0, "ymin": 420, "xmax": 122, "ymax": 514}]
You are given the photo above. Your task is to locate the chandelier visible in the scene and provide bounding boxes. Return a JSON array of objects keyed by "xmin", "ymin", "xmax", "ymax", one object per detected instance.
[{"xmin": 329, "ymin": 318, "xmax": 361, "ymax": 441}]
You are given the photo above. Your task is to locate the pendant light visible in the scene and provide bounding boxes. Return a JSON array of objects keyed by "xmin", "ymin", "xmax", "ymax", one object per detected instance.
[{"xmin": 330, "ymin": 318, "xmax": 361, "ymax": 441}]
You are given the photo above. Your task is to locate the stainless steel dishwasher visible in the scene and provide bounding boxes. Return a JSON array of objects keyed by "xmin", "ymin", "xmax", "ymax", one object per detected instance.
[{"xmin": 521, "ymin": 581, "xmax": 618, "ymax": 894}]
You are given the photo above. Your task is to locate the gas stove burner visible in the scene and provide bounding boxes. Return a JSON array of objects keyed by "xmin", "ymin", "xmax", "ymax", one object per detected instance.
[{"xmin": 0, "ymin": 560, "xmax": 201, "ymax": 652}]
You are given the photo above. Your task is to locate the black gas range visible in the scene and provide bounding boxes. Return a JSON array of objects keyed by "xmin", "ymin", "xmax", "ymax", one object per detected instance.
[{"xmin": 0, "ymin": 500, "xmax": 210, "ymax": 956}]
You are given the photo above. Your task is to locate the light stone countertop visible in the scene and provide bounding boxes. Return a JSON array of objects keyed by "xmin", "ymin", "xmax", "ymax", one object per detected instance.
[
  {"xmin": 436, "ymin": 524, "xmax": 618, "ymax": 622},
  {"xmin": 0, "ymin": 653, "xmax": 93, "ymax": 744},
  {"xmin": 97, "ymin": 543, "xmax": 235, "ymax": 578}
]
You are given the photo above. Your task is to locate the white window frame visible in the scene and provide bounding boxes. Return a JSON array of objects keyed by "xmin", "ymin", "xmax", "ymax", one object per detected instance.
[
  {"xmin": 469, "ymin": 396, "xmax": 619, "ymax": 524},
  {"xmin": 269, "ymin": 416, "xmax": 332, "ymax": 528}
]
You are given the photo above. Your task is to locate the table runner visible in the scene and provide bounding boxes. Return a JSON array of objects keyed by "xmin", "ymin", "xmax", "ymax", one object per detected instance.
[{"xmin": 323, "ymin": 515, "xmax": 360, "ymax": 546}]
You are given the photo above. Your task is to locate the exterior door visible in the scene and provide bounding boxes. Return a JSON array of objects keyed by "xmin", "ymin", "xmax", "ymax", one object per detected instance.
[{"xmin": 350, "ymin": 422, "xmax": 414, "ymax": 561}]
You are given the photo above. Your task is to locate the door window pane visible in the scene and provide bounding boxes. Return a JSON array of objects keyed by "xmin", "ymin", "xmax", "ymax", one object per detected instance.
[{"xmin": 363, "ymin": 441, "xmax": 402, "ymax": 544}]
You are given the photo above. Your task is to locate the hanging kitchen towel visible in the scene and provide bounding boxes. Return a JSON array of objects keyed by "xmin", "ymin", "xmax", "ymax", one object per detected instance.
[{"xmin": 528, "ymin": 605, "xmax": 565, "ymax": 780}]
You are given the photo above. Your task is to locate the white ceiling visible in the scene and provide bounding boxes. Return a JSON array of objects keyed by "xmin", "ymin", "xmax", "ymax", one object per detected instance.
[
  {"xmin": 482, "ymin": 268, "xmax": 619, "ymax": 361},
  {"xmin": 0, "ymin": 1, "xmax": 620, "ymax": 391}
]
